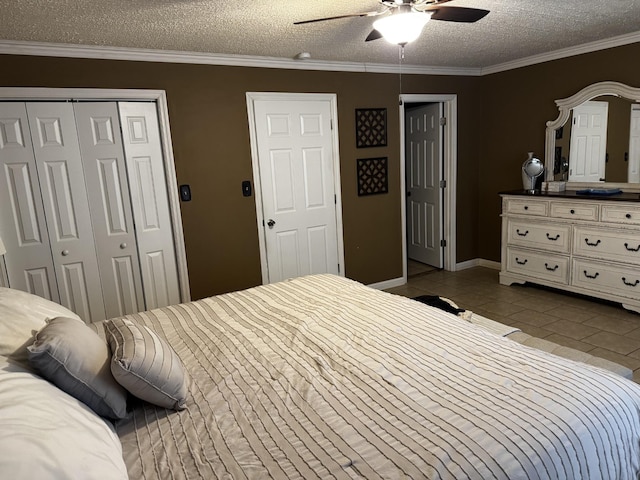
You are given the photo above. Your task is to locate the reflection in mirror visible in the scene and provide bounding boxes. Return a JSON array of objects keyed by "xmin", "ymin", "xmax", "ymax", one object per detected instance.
[
  {"xmin": 552, "ymin": 96, "xmax": 639, "ymax": 183},
  {"xmin": 545, "ymin": 82, "xmax": 640, "ymax": 189}
]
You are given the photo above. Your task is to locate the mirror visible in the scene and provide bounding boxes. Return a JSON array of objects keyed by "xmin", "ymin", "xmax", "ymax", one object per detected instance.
[{"xmin": 545, "ymin": 81, "xmax": 640, "ymax": 190}]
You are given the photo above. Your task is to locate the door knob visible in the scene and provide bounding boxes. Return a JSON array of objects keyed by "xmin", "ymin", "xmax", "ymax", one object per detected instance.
[
  {"xmin": 120, "ymin": 243, "xmax": 127, "ymax": 249},
  {"xmin": 267, "ymin": 219, "xmax": 276, "ymax": 229},
  {"xmin": 61, "ymin": 250, "xmax": 69, "ymax": 256}
]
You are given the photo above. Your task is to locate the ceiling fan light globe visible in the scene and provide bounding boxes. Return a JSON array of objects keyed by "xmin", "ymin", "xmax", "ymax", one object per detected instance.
[{"xmin": 373, "ymin": 12, "xmax": 431, "ymax": 45}]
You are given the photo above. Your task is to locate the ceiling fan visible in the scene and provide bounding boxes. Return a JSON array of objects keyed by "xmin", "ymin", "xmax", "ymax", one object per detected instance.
[{"xmin": 294, "ymin": 0, "xmax": 489, "ymax": 45}]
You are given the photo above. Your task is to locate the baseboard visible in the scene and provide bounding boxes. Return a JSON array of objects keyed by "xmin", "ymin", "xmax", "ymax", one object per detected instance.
[
  {"xmin": 368, "ymin": 276, "xmax": 405, "ymax": 290},
  {"xmin": 368, "ymin": 259, "xmax": 500, "ymax": 290},
  {"xmin": 456, "ymin": 258, "xmax": 501, "ymax": 271}
]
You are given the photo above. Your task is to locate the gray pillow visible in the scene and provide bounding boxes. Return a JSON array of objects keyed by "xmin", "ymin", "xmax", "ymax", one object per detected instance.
[
  {"xmin": 87, "ymin": 320, "xmax": 108, "ymax": 342},
  {"xmin": 105, "ymin": 318, "xmax": 187, "ymax": 410},
  {"xmin": 27, "ymin": 317, "xmax": 128, "ymax": 420}
]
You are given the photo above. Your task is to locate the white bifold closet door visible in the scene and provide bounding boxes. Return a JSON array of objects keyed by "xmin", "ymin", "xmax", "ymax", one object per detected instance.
[
  {"xmin": 0, "ymin": 103, "xmax": 60, "ymax": 304},
  {"xmin": 118, "ymin": 102, "xmax": 180, "ymax": 310},
  {"xmin": 0, "ymin": 101, "xmax": 179, "ymax": 321}
]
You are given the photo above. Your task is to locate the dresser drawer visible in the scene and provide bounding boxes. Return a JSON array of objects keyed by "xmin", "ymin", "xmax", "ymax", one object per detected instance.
[
  {"xmin": 600, "ymin": 204, "xmax": 640, "ymax": 225},
  {"xmin": 573, "ymin": 226, "xmax": 640, "ymax": 265},
  {"xmin": 550, "ymin": 201, "xmax": 599, "ymax": 221},
  {"xmin": 505, "ymin": 247, "xmax": 569, "ymax": 284},
  {"xmin": 507, "ymin": 219, "xmax": 571, "ymax": 253},
  {"xmin": 572, "ymin": 258, "xmax": 640, "ymax": 300},
  {"xmin": 504, "ymin": 198, "xmax": 548, "ymax": 217}
]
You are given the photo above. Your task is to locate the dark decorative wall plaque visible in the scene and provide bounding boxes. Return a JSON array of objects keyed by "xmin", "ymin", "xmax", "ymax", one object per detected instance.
[
  {"xmin": 357, "ymin": 157, "xmax": 388, "ymax": 196},
  {"xmin": 355, "ymin": 108, "xmax": 387, "ymax": 148}
]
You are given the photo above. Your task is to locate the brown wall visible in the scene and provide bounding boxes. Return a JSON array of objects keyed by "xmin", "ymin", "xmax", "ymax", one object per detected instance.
[
  {"xmin": 478, "ymin": 42, "xmax": 640, "ymax": 263},
  {"xmin": 4, "ymin": 42, "xmax": 635, "ymax": 299},
  {"xmin": 0, "ymin": 54, "xmax": 480, "ymax": 299}
]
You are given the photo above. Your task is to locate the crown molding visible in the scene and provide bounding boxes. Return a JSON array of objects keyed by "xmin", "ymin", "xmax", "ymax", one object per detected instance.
[
  {"xmin": 0, "ymin": 40, "xmax": 480, "ymax": 76},
  {"xmin": 1, "ymin": 31, "xmax": 638, "ymax": 77},
  {"xmin": 481, "ymin": 31, "xmax": 640, "ymax": 75}
]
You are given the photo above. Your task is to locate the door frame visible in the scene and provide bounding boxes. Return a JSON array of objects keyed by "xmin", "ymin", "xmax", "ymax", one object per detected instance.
[
  {"xmin": 405, "ymin": 102, "xmax": 444, "ymax": 268},
  {"xmin": 629, "ymin": 104, "xmax": 640, "ymax": 183},
  {"xmin": 400, "ymin": 94, "xmax": 457, "ymax": 281},
  {"xmin": 0, "ymin": 87, "xmax": 190, "ymax": 302},
  {"xmin": 246, "ymin": 92, "xmax": 345, "ymax": 285}
]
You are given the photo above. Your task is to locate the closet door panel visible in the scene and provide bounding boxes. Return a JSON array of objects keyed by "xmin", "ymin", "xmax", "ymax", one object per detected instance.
[
  {"xmin": 119, "ymin": 102, "xmax": 180, "ymax": 309},
  {"xmin": 26, "ymin": 102, "xmax": 105, "ymax": 321},
  {"xmin": 0, "ymin": 102, "xmax": 58, "ymax": 301},
  {"xmin": 74, "ymin": 103, "xmax": 144, "ymax": 318}
]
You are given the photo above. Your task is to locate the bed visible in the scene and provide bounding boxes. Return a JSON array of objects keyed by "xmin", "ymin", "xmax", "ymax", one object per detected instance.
[{"xmin": 2, "ymin": 273, "xmax": 640, "ymax": 479}]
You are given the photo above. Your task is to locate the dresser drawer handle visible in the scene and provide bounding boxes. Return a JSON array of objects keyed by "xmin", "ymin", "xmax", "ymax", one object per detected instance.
[
  {"xmin": 516, "ymin": 229, "xmax": 529, "ymax": 237},
  {"xmin": 570, "ymin": 209, "xmax": 575, "ymax": 214},
  {"xmin": 524, "ymin": 206, "xmax": 529, "ymax": 210},
  {"xmin": 622, "ymin": 277, "xmax": 640, "ymax": 287},
  {"xmin": 544, "ymin": 263, "xmax": 559, "ymax": 272},
  {"xmin": 583, "ymin": 270, "xmax": 599, "ymax": 279},
  {"xmin": 584, "ymin": 238, "xmax": 601, "ymax": 247},
  {"xmin": 626, "ymin": 213, "xmax": 632, "ymax": 219},
  {"xmin": 515, "ymin": 257, "xmax": 528, "ymax": 265},
  {"xmin": 624, "ymin": 243, "xmax": 640, "ymax": 252},
  {"xmin": 546, "ymin": 233, "xmax": 560, "ymax": 241}
]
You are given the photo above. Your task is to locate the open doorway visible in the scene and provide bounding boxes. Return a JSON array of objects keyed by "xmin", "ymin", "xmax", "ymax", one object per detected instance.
[
  {"xmin": 400, "ymin": 94, "xmax": 457, "ymax": 283},
  {"xmin": 405, "ymin": 101, "xmax": 444, "ymax": 276}
]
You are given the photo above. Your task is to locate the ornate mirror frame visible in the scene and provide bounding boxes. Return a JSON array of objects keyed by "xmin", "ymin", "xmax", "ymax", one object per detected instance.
[{"xmin": 545, "ymin": 81, "xmax": 640, "ymax": 190}]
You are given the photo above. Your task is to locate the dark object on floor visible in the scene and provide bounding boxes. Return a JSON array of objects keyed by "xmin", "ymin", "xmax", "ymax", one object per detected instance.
[{"xmin": 413, "ymin": 295, "xmax": 466, "ymax": 316}]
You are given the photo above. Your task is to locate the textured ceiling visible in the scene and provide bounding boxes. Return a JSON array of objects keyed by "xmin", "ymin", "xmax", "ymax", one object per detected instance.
[{"xmin": 1, "ymin": 0, "xmax": 639, "ymax": 69}]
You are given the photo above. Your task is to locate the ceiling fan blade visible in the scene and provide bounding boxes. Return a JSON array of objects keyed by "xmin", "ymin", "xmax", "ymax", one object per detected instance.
[
  {"xmin": 365, "ymin": 29, "xmax": 383, "ymax": 42},
  {"xmin": 427, "ymin": 6, "xmax": 490, "ymax": 23},
  {"xmin": 413, "ymin": 0, "xmax": 454, "ymax": 6},
  {"xmin": 294, "ymin": 11, "xmax": 380, "ymax": 25}
]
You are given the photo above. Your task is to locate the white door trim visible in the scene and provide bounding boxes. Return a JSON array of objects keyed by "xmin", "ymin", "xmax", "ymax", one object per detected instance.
[
  {"xmin": 400, "ymin": 94, "xmax": 458, "ymax": 282},
  {"xmin": 246, "ymin": 92, "xmax": 345, "ymax": 285},
  {"xmin": 0, "ymin": 87, "xmax": 190, "ymax": 302},
  {"xmin": 629, "ymin": 104, "xmax": 640, "ymax": 183}
]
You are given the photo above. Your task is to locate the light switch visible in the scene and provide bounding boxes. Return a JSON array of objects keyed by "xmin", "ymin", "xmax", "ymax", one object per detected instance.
[
  {"xmin": 242, "ymin": 180, "xmax": 252, "ymax": 197},
  {"xmin": 179, "ymin": 184, "xmax": 191, "ymax": 202}
]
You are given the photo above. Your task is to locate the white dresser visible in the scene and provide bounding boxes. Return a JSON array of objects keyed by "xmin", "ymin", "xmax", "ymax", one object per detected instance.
[{"xmin": 500, "ymin": 192, "xmax": 640, "ymax": 313}]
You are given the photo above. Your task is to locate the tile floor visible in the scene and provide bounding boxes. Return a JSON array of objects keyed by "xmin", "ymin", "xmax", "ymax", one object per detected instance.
[
  {"xmin": 385, "ymin": 266, "xmax": 640, "ymax": 383},
  {"xmin": 407, "ymin": 259, "xmax": 437, "ymax": 277}
]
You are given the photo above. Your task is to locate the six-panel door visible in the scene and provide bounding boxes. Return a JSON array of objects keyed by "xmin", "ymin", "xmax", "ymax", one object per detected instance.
[{"xmin": 253, "ymin": 98, "xmax": 340, "ymax": 283}]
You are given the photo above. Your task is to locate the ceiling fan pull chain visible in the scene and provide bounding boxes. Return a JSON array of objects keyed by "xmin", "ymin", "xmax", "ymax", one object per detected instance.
[{"xmin": 398, "ymin": 45, "xmax": 405, "ymax": 96}]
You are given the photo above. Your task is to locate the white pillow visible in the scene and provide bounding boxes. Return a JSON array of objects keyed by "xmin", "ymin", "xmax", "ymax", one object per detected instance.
[
  {"xmin": 0, "ymin": 357, "xmax": 128, "ymax": 479},
  {"xmin": 0, "ymin": 288, "xmax": 82, "ymax": 366}
]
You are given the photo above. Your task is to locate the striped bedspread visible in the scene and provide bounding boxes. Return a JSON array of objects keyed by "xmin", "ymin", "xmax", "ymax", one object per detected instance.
[{"xmin": 115, "ymin": 274, "xmax": 640, "ymax": 479}]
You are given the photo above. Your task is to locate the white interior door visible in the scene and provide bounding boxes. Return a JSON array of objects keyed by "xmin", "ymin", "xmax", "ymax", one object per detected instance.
[
  {"xmin": 569, "ymin": 101, "xmax": 608, "ymax": 182},
  {"xmin": 74, "ymin": 102, "xmax": 145, "ymax": 318},
  {"xmin": 26, "ymin": 102, "xmax": 106, "ymax": 320},
  {"xmin": 0, "ymin": 102, "xmax": 58, "ymax": 301},
  {"xmin": 252, "ymin": 96, "xmax": 341, "ymax": 283},
  {"xmin": 119, "ymin": 102, "xmax": 180, "ymax": 309},
  {"xmin": 406, "ymin": 103, "xmax": 443, "ymax": 268},
  {"xmin": 628, "ymin": 105, "xmax": 640, "ymax": 183}
]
